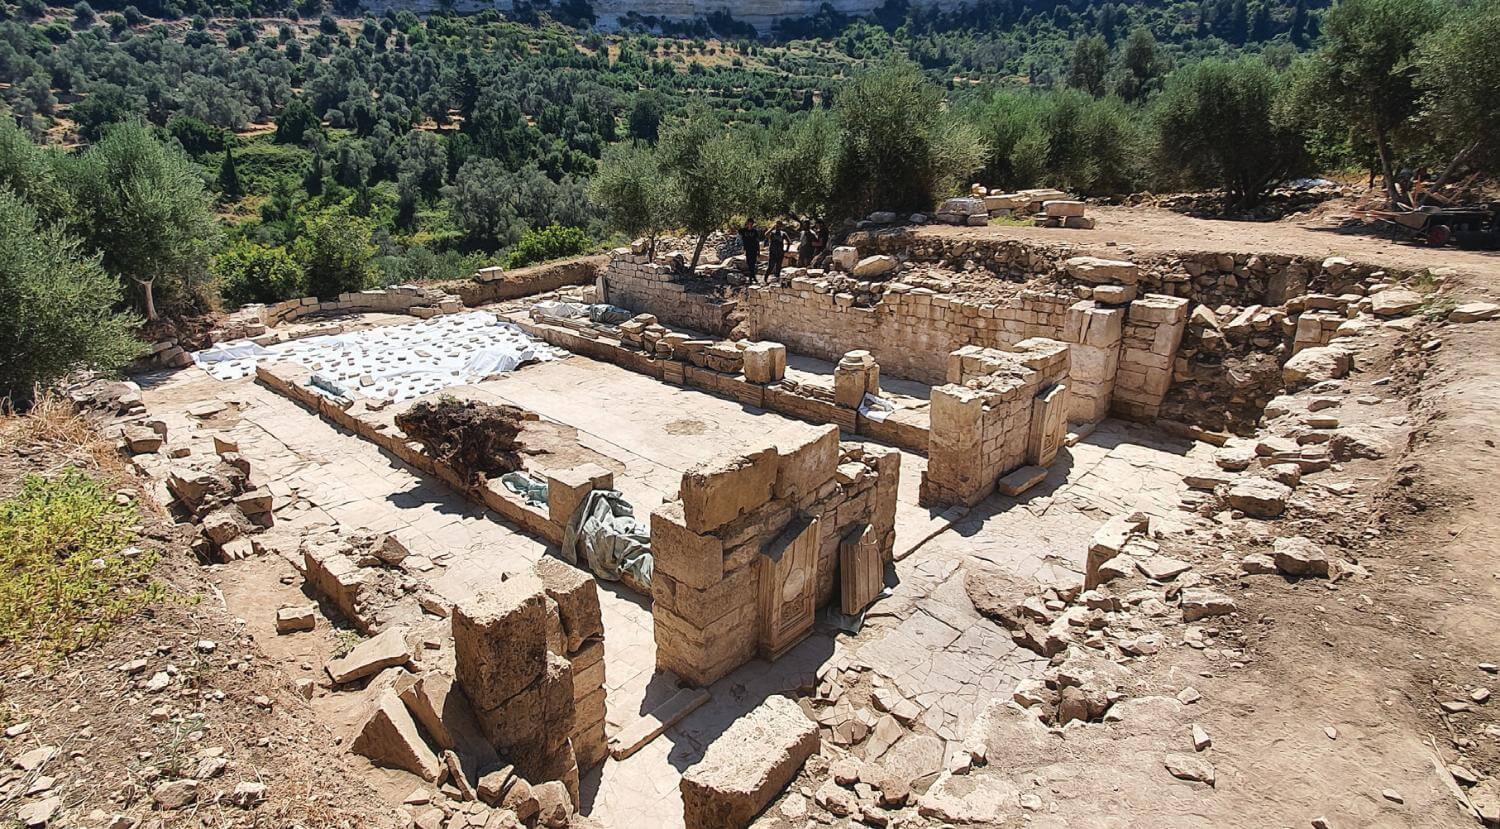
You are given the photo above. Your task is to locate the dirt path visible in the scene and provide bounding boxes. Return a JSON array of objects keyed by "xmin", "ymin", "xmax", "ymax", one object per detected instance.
[{"xmin": 918, "ymin": 204, "xmax": 1500, "ymax": 283}]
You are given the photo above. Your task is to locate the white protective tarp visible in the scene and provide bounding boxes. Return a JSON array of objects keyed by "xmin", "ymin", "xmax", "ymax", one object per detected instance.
[{"xmin": 193, "ymin": 311, "xmax": 560, "ymax": 403}]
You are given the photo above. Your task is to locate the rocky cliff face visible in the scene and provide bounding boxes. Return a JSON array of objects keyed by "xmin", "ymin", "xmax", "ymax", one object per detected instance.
[{"xmin": 359, "ymin": 0, "xmax": 963, "ymax": 31}]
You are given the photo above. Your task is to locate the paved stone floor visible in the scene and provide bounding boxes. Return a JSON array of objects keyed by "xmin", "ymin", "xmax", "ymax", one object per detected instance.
[{"xmin": 136, "ymin": 326, "xmax": 1220, "ymax": 829}]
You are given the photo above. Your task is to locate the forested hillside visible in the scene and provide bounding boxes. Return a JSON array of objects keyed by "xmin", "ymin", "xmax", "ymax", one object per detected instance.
[{"xmin": 0, "ymin": 0, "xmax": 1496, "ymax": 399}]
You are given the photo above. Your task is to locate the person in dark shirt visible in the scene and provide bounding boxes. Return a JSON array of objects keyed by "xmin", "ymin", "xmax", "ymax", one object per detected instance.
[
  {"xmin": 738, "ymin": 219, "xmax": 761, "ymax": 280},
  {"xmin": 765, "ymin": 221, "xmax": 790, "ymax": 284},
  {"xmin": 797, "ymin": 219, "xmax": 815, "ymax": 267}
]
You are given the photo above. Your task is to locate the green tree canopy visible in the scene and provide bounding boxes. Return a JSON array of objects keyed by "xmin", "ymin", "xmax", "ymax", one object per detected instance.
[
  {"xmin": 1152, "ymin": 58, "xmax": 1308, "ymax": 208},
  {"xmin": 1415, "ymin": 2, "xmax": 1500, "ymax": 185},
  {"xmin": 657, "ymin": 112, "xmax": 761, "ymax": 268},
  {"xmin": 831, "ymin": 60, "xmax": 985, "ymax": 218},
  {"xmin": 293, "ymin": 208, "xmax": 373, "ymax": 299},
  {"xmin": 214, "ymin": 240, "xmax": 305, "ymax": 306},
  {"xmin": 60, "ymin": 122, "xmax": 220, "ymax": 320},
  {"xmin": 1296, "ymin": 0, "xmax": 1444, "ymax": 205},
  {"xmin": 0, "ymin": 191, "xmax": 140, "ymax": 400},
  {"xmin": 589, "ymin": 141, "xmax": 672, "ymax": 253}
]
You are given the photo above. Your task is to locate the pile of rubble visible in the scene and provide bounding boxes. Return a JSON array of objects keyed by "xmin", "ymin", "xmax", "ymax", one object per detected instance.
[
  {"xmin": 302, "ymin": 557, "xmax": 609, "ymax": 829},
  {"xmin": 934, "ymin": 186, "xmax": 1095, "ymax": 230},
  {"xmin": 154, "ymin": 435, "xmax": 272, "ymax": 563}
]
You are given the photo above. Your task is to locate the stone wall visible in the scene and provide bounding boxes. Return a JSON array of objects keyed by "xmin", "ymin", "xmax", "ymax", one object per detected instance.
[
  {"xmin": 601, "ymin": 256, "xmax": 738, "ymax": 335},
  {"xmin": 859, "ymin": 231, "xmax": 1423, "ymax": 309},
  {"xmin": 603, "ymin": 253, "xmax": 1078, "ymax": 388},
  {"xmin": 1111, "ymin": 295, "xmax": 1191, "ymax": 421},
  {"xmin": 921, "ymin": 339, "xmax": 1070, "ymax": 507},
  {"xmin": 650, "ymin": 428, "xmax": 900, "ymax": 687},
  {"xmin": 437, "ymin": 255, "xmax": 606, "ymax": 308}
]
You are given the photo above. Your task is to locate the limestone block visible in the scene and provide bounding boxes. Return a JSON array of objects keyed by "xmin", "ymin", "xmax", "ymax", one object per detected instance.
[
  {"xmin": 398, "ymin": 671, "xmax": 504, "ymax": 785},
  {"xmin": 350, "ymin": 690, "xmax": 443, "ymax": 781},
  {"xmin": 452, "ymin": 572, "xmax": 549, "ymax": 711},
  {"xmin": 1064, "ymin": 256, "xmax": 1137, "ymax": 284},
  {"xmin": 275, "ymin": 605, "xmax": 316, "ymax": 634},
  {"xmin": 997, "ymin": 465, "xmax": 1046, "ymax": 496},
  {"xmin": 660, "ymin": 562, "xmax": 759, "ymax": 630},
  {"xmin": 1225, "ymin": 478, "xmax": 1291, "ymax": 518},
  {"xmin": 680, "ymin": 695, "xmax": 819, "ymax": 829},
  {"xmin": 679, "ymin": 446, "xmax": 779, "ymax": 534},
  {"xmin": 1044, "ymin": 200, "xmax": 1087, "ymax": 218},
  {"xmin": 773, "ymin": 424, "xmax": 840, "ymax": 500},
  {"xmin": 1370, "ymin": 288, "xmax": 1422, "ymax": 317},
  {"xmin": 1092, "ymin": 284, "xmax": 1136, "ymax": 305},
  {"xmin": 742, "ymin": 342, "xmax": 787, "ymax": 384},
  {"xmin": 830, "ymin": 246, "xmax": 860, "ymax": 272},
  {"xmin": 327, "ymin": 626, "xmax": 412, "ymax": 685},
  {"xmin": 1084, "ymin": 514, "xmax": 1149, "ymax": 591},
  {"xmin": 1127, "ymin": 295, "xmax": 1190, "ymax": 324},
  {"xmin": 533, "ymin": 556, "xmax": 604, "ymax": 654},
  {"xmin": 1282, "ymin": 346, "xmax": 1352, "ymax": 386},
  {"xmin": 650, "ymin": 501, "xmax": 725, "ymax": 590},
  {"xmin": 474, "ymin": 652, "xmax": 575, "ymax": 776},
  {"xmin": 545, "ymin": 463, "xmax": 614, "ymax": 529},
  {"xmin": 852, "ymin": 255, "xmax": 898, "ymax": 278}
]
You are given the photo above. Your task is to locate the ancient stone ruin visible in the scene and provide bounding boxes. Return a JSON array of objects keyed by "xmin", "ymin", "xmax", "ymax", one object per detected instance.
[{"xmin": 88, "ymin": 211, "xmax": 1500, "ymax": 829}]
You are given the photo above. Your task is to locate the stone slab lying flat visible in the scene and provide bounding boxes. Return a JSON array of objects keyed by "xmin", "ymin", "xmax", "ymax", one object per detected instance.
[
  {"xmin": 609, "ymin": 686, "xmax": 711, "ymax": 761},
  {"xmin": 680, "ymin": 694, "xmax": 819, "ymax": 829},
  {"xmin": 997, "ymin": 465, "xmax": 1047, "ymax": 496},
  {"xmin": 326, "ymin": 626, "xmax": 411, "ymax": 685}
]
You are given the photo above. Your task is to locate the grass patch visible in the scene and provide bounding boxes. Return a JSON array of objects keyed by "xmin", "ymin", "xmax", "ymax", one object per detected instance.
[
  {"xmin": 0, "ymin": 468, "xmax": 161, "ymax": 657},
  {"xmin": 989, "ymin": 214, "xmax": 1031, "ymax": 227}
]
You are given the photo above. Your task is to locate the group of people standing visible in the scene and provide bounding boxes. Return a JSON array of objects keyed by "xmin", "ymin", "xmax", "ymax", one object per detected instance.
[{"xmin": 737, "ymin": 217, "xmax": 830, "ymax": 283}]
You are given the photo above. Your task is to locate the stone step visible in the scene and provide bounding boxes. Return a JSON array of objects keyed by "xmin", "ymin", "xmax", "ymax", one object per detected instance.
[{"xmin": 608, "ymin": 686, "xmax": 711, "ymax": 761}]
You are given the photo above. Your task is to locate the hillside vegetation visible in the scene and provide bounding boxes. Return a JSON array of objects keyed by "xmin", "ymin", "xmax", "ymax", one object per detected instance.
[{"xmin": 0, "ymin": 0, "xmax": 1496, "ymax": 398}]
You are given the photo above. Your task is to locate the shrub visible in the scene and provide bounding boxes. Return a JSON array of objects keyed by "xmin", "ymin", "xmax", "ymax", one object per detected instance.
[
  {"xmin": 0, "ymin": 468, "xmax": 160, "ymax": 657},
  {"xmin": 0, "ymin": 192, "xmax": 141, "ymax": 401},
  {"xmin": 293, "ymin": 208, "xmax": 373, "ymax": 298},
  {"xmin": 214, "ymin": 240, "xmax": 305, "ymax": 306},
  {"xmin": 504, "ymin": 224, "xmax": 591, "ymax": 268}
]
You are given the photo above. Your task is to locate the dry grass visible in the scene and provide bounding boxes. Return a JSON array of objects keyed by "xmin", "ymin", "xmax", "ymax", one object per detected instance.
[{"xmin": 0, "ymin": 393, "xmax": 119, "ymax": 487}]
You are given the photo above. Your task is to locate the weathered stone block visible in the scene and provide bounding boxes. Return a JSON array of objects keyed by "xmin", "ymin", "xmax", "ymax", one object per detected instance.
[
  {"xmin": 680, "ymin": 695, "xmax": 819, "ymax": 829},
  {"xmin": 545, "ymin": 463, "xmax": 614, "ymax": 529},
  {"xmin": 773, "ymin": 424, "xmax": 839, "ymax": 500},
  {"xmin": 326, "ymin": 626, "xmax": 411, "ymax": 685},
  {"xmin": 742, "ymin": 342, "xmax": 787, "ymax": 384},
  {"xmin": 650, "ymin": 501, "xmax": 725, "ymax": 590},
  {"xmin": 452, "ymin": 572, "xmax": 549, "ymax": 711},
  {"xmin": 533, "ymin": 556, "xmax": 603, "ymax": 654},
  {"xmin": 350, "ymin": 690, "xmax": 442, "ymax": 781},
  {"xmin": 679, "ymin": 446, "xmax": 779, "ymax": 534}
]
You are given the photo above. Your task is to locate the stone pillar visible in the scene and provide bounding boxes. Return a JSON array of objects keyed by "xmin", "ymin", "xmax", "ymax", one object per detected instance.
[
  {"xmin": 920, "ymin": 385, "xmax": 987, "ymax": 507},
  {"xmin": 1062, "ymin": 300, "xmax": 1124, "ymax": 425},
  {"xmin": 451, "ymin": 571, "xmax": 580, "ymax": 799},
  {"xmin": 834, "ymin": 350, "xmax": 878, "ymax": 408},
  {"xmin": 1112, "ymin": 295, "xmax": 1190, "ymax": 421}
]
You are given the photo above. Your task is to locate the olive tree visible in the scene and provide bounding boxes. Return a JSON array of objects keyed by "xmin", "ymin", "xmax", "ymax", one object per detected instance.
[
  {"xmin": 1152, "ymin": 58, "xmax": 1308, "ymax": 209},
  {"xmin": 0, "ymin": 192, "xmax": 140, "ymax": 401},
  {"xmin": 590, "ymin": 141, "xmax": 673, "ymax": 256},
  {"xmin": 60, "ymin": 122, "xmax": 220, "ymax": 321}
]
